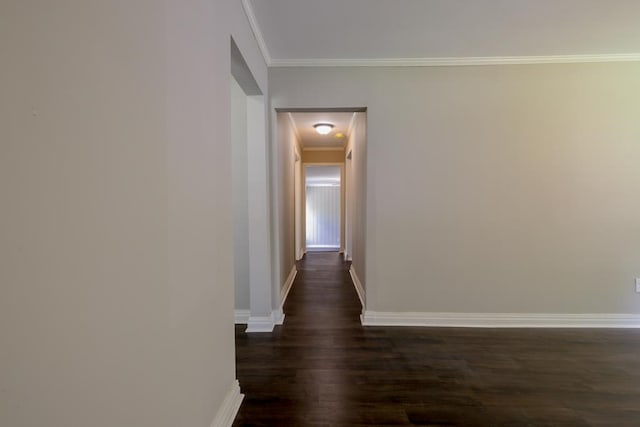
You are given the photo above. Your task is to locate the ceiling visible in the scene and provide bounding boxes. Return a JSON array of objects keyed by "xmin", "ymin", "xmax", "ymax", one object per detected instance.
[
  {"xmin": 289, "ymin": 112, "xmax": 355, "ymax": 149},
  {"xmin": 245, "ymin": 0, "xmax": 640, "ymax": 66}
]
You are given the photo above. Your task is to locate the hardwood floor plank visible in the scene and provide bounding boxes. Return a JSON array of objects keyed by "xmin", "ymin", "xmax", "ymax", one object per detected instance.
[{"xmin": 234, "ymin": 252, "xmax": 640, "ymax": 426}]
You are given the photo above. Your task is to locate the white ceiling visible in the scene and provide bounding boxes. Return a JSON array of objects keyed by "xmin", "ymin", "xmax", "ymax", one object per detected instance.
[
  {"xmin": 289, "ymin": 112, "xmax": 355, "ymax": 149},
  {"xmin": 245, "ymin": 0, "xmax": 640, "ymax": 66}
]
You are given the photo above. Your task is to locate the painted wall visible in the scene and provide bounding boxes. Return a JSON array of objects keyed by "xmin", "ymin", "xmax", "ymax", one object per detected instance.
[
  {"xmin": 344, "ymin": 113, "xmax": 368, "ymax": 291},
  {"xmin": 302, "ymin": 149, "xmax": 345, "ymax": 163},
  {"xmin": 0, "ymin": 1, "xmax": 267, "ymax": 426},
  {"xmin": 232, "ymin": 77, "xmax": 250, "ymax": 311},
  {"xmin": 294, "ymin": 152, "xmax": 304, "ymax": 260},
  {"xmin": 270, "ymin": 64, "xmax": 640, "ymax": 315},
  {"xmin": 273, "ymin": 114, "xmax": 301, "ymax": 302}
]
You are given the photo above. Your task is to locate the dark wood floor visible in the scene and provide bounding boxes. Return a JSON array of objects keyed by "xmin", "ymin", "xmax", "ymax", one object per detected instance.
[{"xmin": 234, "ymin": 252, "xmax": 640, "ymax": 426}]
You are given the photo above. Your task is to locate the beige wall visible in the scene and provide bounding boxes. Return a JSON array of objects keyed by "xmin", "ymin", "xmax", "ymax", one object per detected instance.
[
  {"xmin": 302, "ymin": 149, "xmax": 345, "ymax": 163},
  {"xmin": 270, "ymin": 63, "xmax": 640, "ymax": 315},
  {"xmin": 294, "ymin": 153, "xmax": 304, "ymax": 259},
  {"xmin": 1, "ymin": 1, "xmax": 267, "ymax": 426},
  {"xmin": 232, "ymin": 78, "xmax": 250, "ymax": 310},
  {"xmin": 274, "ymin": 114, "xmax": 302, "ymax": 299},
  {"xmin": 344, "ymin": 113, "xmax": 368, "ymax": 290}
]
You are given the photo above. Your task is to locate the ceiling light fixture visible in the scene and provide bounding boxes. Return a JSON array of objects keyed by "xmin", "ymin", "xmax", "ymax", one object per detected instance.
[{"xmin": 314, "ymin": 123, "xmax": 334, "ymax": 135}]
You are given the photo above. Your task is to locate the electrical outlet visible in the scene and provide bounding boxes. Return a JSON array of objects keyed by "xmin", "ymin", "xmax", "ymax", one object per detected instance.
[{"xmin": 636, "ymin": 278, "xmax": 640, "ymax": 293}]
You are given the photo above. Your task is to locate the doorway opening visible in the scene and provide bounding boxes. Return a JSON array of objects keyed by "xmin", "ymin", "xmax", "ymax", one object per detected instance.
[
  {"xmin": 274, "ymin": 107, "xmax": 367, "ymax": 309},
  {"xmin": 305, "ymin": 165, "xmax": 342, "ymax": 252},
  {"xmin": 231, "ymin": 37, "xmax": 278, "ymax": 332}
]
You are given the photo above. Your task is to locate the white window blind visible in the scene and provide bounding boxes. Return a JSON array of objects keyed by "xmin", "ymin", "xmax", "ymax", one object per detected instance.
[{"xmin": 306, "ymin": 185, "xmax": 340, "ymax": 249}]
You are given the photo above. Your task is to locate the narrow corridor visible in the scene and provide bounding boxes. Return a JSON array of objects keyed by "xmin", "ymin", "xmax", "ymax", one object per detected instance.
[{"xmin": 233, "ymin": 252, "xmax": 379, "ymax": 425}]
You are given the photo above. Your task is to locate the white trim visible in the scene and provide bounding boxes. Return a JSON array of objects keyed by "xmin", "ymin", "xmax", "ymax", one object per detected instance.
[
  {"xmin": 241, "ymin": 0, "xmax": 272, "ymax": 66},
  {"xmin": 269, "ymin": 53, "xmax": 640, "ymax": 68},
  {"xmin": 252, "ymin": 265, "xmax": 297, "ymax": 330},
  {"xmin": 245, "ymin": 312, "xmax": 278, "ymax": 333},
  {"xmin": 236, "ymin": 5, "xmax": 640, "ymax": 70},
  {"xmin": 281, "ymin": 265, "xmax": 297, "ymax": 307},
  {"xmin": 245, "ymin": 315, "xmax": 274, "ymax": 332},
  {"xmin": 286, "ymin": 113, "xmax": 303, "ymax": 147},
  {"xmin": 302, "ymin": 147, "xmax": 345, "ymax": 152},
  {"xmin": 349, "ymin": 267, "xmax": 365, "ymax": 308},
  {"xmin": 209, "ymin": 380, "xmax": 244, "ymax": 427},
  {"xmin": 246, "ymin": 308, "xmax": 285, "ymax": 332},
  {"xmin": 346, "ymin": 112, "xmax": 357, "ymax": 140},
  {"xmin": 234, "ymin": 309, "xmax": 250, "ymax": 324},
  {"xmin": 272, "ymin": 308, "xmax": 285, "ymax": 326},
  {"xmin": 361, "ymin": 311, "xmax": 640, "ymax": 328}
]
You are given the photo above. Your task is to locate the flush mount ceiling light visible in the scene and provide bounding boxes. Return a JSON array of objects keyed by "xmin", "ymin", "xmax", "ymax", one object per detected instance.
[{"xmin": 313, "ymin": 123, "xmax": 334, "ymax": 135}]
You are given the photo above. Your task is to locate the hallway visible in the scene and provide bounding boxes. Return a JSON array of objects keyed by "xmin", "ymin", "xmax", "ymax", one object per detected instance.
[
  {"xmin": 234, "ymin": 253, "xmax": 640, "ymax": 426},
  {"xmin": 234, "ymin": 253, "xmax": 379, "ymax": 425}
]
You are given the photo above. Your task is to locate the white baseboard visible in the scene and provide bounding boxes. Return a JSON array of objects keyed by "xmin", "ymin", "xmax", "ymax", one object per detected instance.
[
  {"xmin": 361, "ymin": 311, "xmax": 640, "ymax": 328},
  {"xmin": 245, "ymin": 308, "xmax": 288, "ymax": 332},
  {"xmin": 349, "ymin": 266, "xmax": 365, "ymax": 308},
  {"xmin": 210, "ymin": 380, "xmax": 244, "ymax": 427},
  {"xmin": 245, "ymin": 312, "xmax": 278, "ymax": 332},
  {"xmin": 281, "ymin": 265, "xmax": 297, "ymax": 307},
  {"xmin": 272, "ymin": 308, "xmax": 285, "ymax": 326},
  {"xmin": 234, "ymin": 309, "xmax": 250, "ymax": 324},
  {"xmin": 242, "ymin": 266, "xmax": 296, "ymax": 332}
]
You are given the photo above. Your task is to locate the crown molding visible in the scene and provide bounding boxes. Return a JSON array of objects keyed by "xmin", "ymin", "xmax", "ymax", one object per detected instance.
[
  {"xmin": 276, "ymin": 107, "xmax": 367, "ymax": 113},
  {"xmin": 241, "ymin": 1, "xmax": 640, "ymax": 68},
  {"xmin": 269, "ymin": 53, "xmax": 640, "ymax": 68},
  {"xmin": 241, "ymin": 0, "xmax": 272, "ymax": 66}
]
